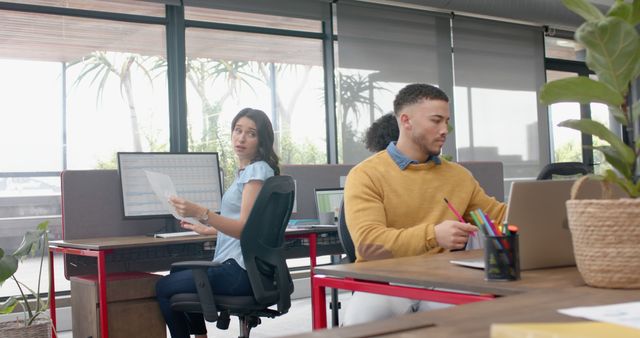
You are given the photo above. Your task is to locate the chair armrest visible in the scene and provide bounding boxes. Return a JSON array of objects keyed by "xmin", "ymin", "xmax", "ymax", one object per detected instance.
[
  {"xmin": 171, "ymin": 261, "xmax": 221, "ymax": 269},
  {"xmin": 169, "ymin": 260, "xmax": 221, "ymax": 322},
  {"xmin": 171, "ymin": 260, "xmax": 221, "ymax": 270}
]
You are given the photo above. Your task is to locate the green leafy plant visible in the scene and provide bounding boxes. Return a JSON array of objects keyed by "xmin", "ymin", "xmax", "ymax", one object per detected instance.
[
  {"xmin": 0, "ymin": 221, "xmax": 51, "ymax": 327},
  {"xmin": 540, "ymin": 0, "xmax": 640, "ymax": 197}
]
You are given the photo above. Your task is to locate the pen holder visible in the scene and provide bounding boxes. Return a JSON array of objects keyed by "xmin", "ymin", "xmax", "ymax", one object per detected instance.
[{"xmin": 484, "ymin": 234, "xmax": 520, "ymax": 281}]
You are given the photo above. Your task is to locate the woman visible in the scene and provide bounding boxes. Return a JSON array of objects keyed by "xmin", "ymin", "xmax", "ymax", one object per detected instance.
[
  {"xmin": 364, "ymin": 113, "xmax": 399, "ymax": 153},
  {"xmin": 156, "ymin": 108, "xmax": 280, "ymax": 338}
]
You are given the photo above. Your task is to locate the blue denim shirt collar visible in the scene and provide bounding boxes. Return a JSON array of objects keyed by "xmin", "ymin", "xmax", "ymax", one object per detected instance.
[{"xmin": 386, "ymin": 142, "xmax": 441, "ymax": 170}]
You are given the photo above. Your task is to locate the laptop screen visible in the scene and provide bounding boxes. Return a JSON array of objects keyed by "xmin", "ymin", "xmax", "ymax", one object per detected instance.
[{"xmin": 314, "ymin": 188, "xmax": 344, "ymax": 217}]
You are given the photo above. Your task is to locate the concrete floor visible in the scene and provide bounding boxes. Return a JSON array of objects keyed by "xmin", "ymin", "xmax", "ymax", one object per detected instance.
[
  {"xmin": 56, "ymin": 293, "xmax": 347, "ymax": 338},
  {"xmin": 4, "ymin": 254, "xmax": 347, "ymax": 338}
]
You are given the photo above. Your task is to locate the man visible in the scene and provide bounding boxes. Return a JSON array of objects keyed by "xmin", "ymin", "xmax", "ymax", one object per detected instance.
[{"xmin": 343, "ymin": 83, "xmax": 506, "ymax": 325}]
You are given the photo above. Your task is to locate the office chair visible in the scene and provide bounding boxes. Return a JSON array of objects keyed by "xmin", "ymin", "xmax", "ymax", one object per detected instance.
[
  {"xmin": 337, "ymin": 200, "xmax": 357, "ymax": 263},
  {"xmin": 168, "ymin": 175, "xmax": 295, "ymax": 338},
  {"xmin": 536, "ymin": 162, "xmax": 590, "ymax": 180}
]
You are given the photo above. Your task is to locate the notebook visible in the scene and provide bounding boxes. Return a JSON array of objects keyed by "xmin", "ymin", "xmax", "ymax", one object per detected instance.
[{"xmin": 451, "ymin": 179, "xmax": 625, "ymax": 271}]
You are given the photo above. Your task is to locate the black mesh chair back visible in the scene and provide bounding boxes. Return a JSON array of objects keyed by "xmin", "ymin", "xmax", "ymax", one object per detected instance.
[
  {"xmin": 536, "ymin": 162, "xmax": 590, "ymax": 180},
  {"xmin": 337, "ymin": 200, "xmax": 357, "ymax": 263},
  {"xmin": 169, "ymin": 175, "xmax": 295, "ymax": 338},
  {"xmin": 240, "ymin": 175, "xmax": 295, "ymax": 312}
]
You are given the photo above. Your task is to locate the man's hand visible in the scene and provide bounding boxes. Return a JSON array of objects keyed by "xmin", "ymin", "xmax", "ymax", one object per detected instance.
[{"xmin": 434, "ymin": 220, "xmax": 477, "ymax": 250}]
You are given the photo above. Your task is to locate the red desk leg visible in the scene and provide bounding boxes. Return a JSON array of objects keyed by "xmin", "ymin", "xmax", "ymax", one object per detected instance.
[
  {"xmin": 308, "ymin": 232, "xmax": 324, "ymax": 329},
  {"xmin": 97, "ymin": 251, "xmax": 109, "ymax": 338},
  {"xmin": 308, "ymin": 233, "xmax": 317, "ymax": 276},
  {"xmin": 311, "ymin": 274, "xmax": 327, "ymax": 329},
  {"xmin": 48, "ymin": 250, "xmax": 57, "ymax": 337}
]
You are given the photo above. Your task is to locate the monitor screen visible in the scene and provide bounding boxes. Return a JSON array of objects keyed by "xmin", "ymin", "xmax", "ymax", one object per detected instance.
[
  {"xmin": 281, "ymin": 164, "xmax": 353, "ymax": 219},
  {"xmin": 314, "ymin": 188, "xmax": 344, "ymax": 217},
  {"xmin": 117, "ymin": 152, "xmax": 222, "ymax": 218}
]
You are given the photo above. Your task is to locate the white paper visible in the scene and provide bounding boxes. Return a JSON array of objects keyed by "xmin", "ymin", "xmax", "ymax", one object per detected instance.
[
  {"xmin": 144, "ymin": 170, "xmax": 204, "ymax": 226},
  {"xmin": 558, "ymin": 301, "xmax": 640, "ymax": 329}
]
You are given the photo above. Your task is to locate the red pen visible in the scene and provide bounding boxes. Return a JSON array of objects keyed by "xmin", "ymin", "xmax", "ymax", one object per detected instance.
[{"xmin": 444, "ymin": 198, "xmax": 475, "ymax": 237}]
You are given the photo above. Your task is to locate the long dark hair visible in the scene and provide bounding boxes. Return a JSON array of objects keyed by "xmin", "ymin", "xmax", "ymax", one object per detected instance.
[{"xmin": 231, "ymin": 108, "xmax": 280, "ymax": 175}]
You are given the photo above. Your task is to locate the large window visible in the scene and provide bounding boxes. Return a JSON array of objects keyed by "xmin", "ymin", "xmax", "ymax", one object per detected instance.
[
  {"xmin": 543, "ymin": 36, "xmax": 614, "ymax": 175},
  {"xmin": 335, "ymin": 1, "xmax": 453, "ymax": 164},
  {"xmin": 0, "ymin": 7, "xmax": 168, "ymax": 206},
  {"xmin": 0, "ymin": 4, "xmax": 168, "ymax": 301},
  {"xmin": 184, "ymin": 5, "xmax": 328, "ymax": 186},
  {"xmin": 452, "ymin": 16, "xmax": 546, "ymax": 196}
]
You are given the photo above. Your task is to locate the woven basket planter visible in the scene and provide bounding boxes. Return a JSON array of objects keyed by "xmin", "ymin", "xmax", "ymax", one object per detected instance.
[
  {"xmin": 566, "ymin": 177, "xmax": 640, "ymax": 289},
  {"xmin": 0, "ymin": 318, "xmax": 51, "ymax": 338}
]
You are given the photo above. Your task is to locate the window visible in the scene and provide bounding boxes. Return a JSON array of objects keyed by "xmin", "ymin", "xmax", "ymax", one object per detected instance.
[
  {"xmin": 544, "ymin": 36, "xmax": 585, "ymax": 62},
  {"xmin": 335, "ymin": 1, "xmax": 452, "ymax": 163},
  {"xmin": 546, "ymin": 70, "xmax": 583, "ymax": 163},
  {"xmin": 3, "ymin": 0, "xmax": 166, "ymax": 16},
  {"xmin": 184, "ymin": 6, "xmax": 327, "ymax": 186},
  {"xmin": 0, "ymin": 5, "xmax": 169, "ymax": 298},
  {"xmin": 452, "ymin": 16, "xmax": 546, "ymax": 196},
  {"xmin": 543, "ymin": 35, "xmax": 612, "ymax": 175}
]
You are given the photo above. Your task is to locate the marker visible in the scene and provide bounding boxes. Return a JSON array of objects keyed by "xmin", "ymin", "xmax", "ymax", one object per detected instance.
[{"xmin": 469, "ymin": 210, "xmax": 487, "ymax": 235}]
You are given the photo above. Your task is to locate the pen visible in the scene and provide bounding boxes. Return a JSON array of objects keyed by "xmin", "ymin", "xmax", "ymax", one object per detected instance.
[
  {"xmin": 444, "ymin": 198, "xmax": 476, "ymax": 237},
  {"xmin": 443, "ymin": 198, "xmax": 464, "ymax": 222}
]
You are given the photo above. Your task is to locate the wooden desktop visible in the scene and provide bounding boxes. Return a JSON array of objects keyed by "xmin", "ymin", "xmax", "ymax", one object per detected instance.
[
  {"xmin": 48, "ymin": 226, "xmax": 337, "ymax": 338},
  {"xmin": 304, "ymin": 249, "xmax": 636, "ymax": 335},
  {"xmin": 287, "ymin": 286, "xmax": 639, "ymax": 338}
]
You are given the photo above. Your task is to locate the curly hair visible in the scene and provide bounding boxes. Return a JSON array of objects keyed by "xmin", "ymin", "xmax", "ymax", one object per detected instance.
[{"xmin": 364, "ymin": 113, "xmax": 399, "ymax": 153}]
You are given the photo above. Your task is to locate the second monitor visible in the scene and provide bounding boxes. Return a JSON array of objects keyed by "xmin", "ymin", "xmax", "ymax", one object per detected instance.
[{"xmin": 314, "ymin": 188, "xmax": 344, "ymax": 218}]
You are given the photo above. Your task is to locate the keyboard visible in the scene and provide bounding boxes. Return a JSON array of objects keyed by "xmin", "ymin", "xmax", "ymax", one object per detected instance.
[{"xmin": 154, "ymin": 231, "xmax": 199, "ymax": 238}]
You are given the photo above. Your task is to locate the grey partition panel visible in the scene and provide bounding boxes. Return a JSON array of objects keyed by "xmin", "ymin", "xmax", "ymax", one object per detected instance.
[
  {"xmin": 61, "ymin": 170, "xmax": 164, "ymax": 240},
  {"xmin": 458, "ymin": 161, "xmax": 505, "ymax": 202},
  {"xmin": 61, "ymin": 170, "xmax": 181, "ymax": 278},
  {"xmin": 281, "ymin": 164, "xmax": 354, "ymax": 219}
]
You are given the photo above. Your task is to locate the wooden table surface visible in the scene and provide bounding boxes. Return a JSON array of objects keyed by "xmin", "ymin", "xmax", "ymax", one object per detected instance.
[
  {"xmin": 285, "ymin": 286, "xmax": 640, "ymax": 338},
  {"xmin": 49, "ymin": 235, "xmax": 217, "ymax": 250},
  {"xmin": 314, "ymin": 250, "xmax": 585, "ymax": 296}
]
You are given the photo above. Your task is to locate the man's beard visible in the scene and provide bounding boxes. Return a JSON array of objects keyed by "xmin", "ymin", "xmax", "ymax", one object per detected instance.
[{"xmin": 411, "ymin": 132, "xmax": 442, "ymax": 157}]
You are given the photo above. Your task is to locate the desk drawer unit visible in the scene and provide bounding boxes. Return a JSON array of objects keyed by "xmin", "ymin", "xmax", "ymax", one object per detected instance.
[{"xmin": 70, "ymin": 272, "xmax": 166, "ymax": 338}]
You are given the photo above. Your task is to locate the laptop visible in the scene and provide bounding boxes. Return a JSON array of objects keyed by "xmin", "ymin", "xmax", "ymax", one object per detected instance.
[
  {"xmin": 451, "ymin": 179, "xmax": 625, "ymax": 271},
  {"xmin": 314, "ymin": 188, "xmax": 344, "ymax": 225}
]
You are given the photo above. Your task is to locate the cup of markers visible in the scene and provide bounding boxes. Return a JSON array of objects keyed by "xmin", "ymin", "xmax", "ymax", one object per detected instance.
[{"xmin": 469, "ymin": 209, "xmax": 520, "ymax": 281}]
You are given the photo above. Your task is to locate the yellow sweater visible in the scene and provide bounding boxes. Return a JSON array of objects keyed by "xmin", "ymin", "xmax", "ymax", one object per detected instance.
[{"xmin": 344, "ymin": 151, "xmax": 506, "ymax": 262}]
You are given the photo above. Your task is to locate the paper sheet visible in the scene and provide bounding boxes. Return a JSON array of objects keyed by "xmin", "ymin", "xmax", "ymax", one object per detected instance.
[
  {"xmin": 558, "ymin": 301, "xmax": 640, "ymax": 329},
  {"xmin": 144, "ymin": 170, "xmax": 204, "ymax": 226}
]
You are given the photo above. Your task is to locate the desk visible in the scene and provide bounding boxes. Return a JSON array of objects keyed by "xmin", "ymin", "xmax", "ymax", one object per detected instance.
[
  {"xmin": 310, "ymin": 250, "xmax": 585, "ymax": 329},
  {"xmin": 48, "ymin": 226, "xmax": 337, "ymax": 338},
  {"xmin": 286, "ymin": 287, "xmax": 640, "ymax": 338}
]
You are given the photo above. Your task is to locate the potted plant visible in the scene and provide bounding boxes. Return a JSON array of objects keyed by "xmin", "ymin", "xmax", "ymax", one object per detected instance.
[
  {"xmin": 0, "ymin": 221, "xmax": 54, "ymax": 337},
  {"xmin": 540, "ymin": 0, "xmax": 640, "ymax": 288}
]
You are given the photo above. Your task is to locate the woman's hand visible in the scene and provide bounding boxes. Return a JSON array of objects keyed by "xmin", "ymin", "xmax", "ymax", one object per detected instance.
[
  {"xmin": 180, "ymin": 220, "xmax": 214, "ymax": 235},
  {"xmin": 169, "ymin": 196, "xmax": 206, "ymax": 219}
]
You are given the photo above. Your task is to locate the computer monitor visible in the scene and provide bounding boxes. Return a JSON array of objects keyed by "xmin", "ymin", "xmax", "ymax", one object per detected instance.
[
  {"xmin": 314, "ymin": 188, "xmax": 344, "ymax": 217},
  {"xmin": 117, "ymin": 152, "xmax": 222, "ymax": 218},
  {"xmin": 281, "ymin": 164, "xmax": 353, "ymax": 219}
]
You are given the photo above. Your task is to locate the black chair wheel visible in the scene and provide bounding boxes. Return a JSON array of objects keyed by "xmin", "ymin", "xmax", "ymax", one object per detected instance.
[
  {"xmin": 217, "ymin": 311, "xmax": 231, "ymax": 330},
  {"xmin": 247, "ymin": 316, "xmax": 261, "ymax": 328}
]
